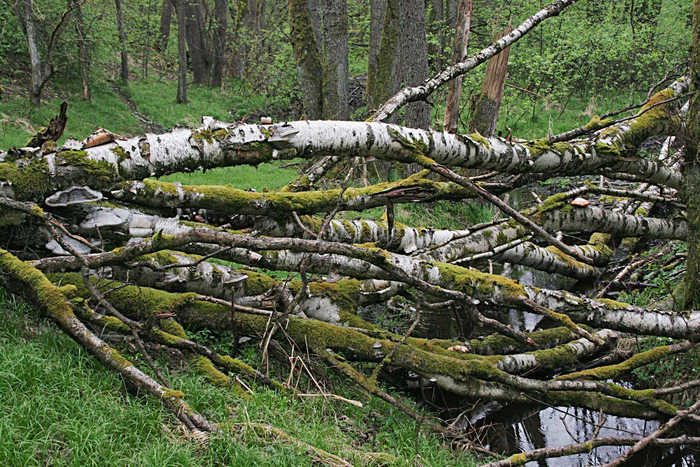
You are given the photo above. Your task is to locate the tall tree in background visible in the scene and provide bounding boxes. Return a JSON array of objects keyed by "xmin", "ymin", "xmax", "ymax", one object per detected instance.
[
  {"xmin": 398, "ymin": 0, "xmax": 430, "ymax": 129},
  {"xmin": 321, "ymin": 0, "xmax": 349, "ymax": 119},
  {"xmin": 289, "ymin": 0, "xmax": 323, "ymax": 118},
  {"xmin": 16, "ymin": 0, "xmax": 70, "ymax": 106},
  {"xmin": 684, "ymin": 0, "xmax": 700, "ymax": 310},
  {"xmin": 23, "ymin": 0, "xmax": 45, "ymax": 106},
  {"xmin": 185, "ymin": 0, "xmax": 209, "ymax": 85},
  {"xmin": 368, "ymin": 0, "xmax": 399, "ymax": 120},
  {"xmin": 115, "ymin": 0, "xmax": 129, "ymax": 84},
  {"xmin": 209, "ymin": 0, "xmax": 228, "ymax": 88},
  {"xmin": 366, "ymin": 0, "xmax": 386, "ymax": 112},
  {"xmin": 443, "ymin": 0, "xmax": 472, "ymax": 133},
  {"xmin": 70, "ymin": 0, "xmax": 90, "ymax": 100},
  {"xmin": 157, "ymin": 0, "xmax": 173, "ymax": 52},
  {"xmin": 369, "ymin": 0, "xmax": 430, "ymax": 128},
  {"xmin": 176, "ymin": 0, "xmax": 187, "ymax": 103}
]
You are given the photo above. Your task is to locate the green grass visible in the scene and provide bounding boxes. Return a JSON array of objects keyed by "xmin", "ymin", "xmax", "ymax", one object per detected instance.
[
  {"xmin": 0, "ymin": 289, "xmax": 477, "ymax": 466},
  {"xmin": 124, "ymin": 80, "xmax": 282, "ymax": 130},
  {"xmin": 160, "ymin": 162, "xmax": 302, "ymax": 192},
  {"xmin": 0, "ymin": 85, "xmax": 140, "ymax": 149}
]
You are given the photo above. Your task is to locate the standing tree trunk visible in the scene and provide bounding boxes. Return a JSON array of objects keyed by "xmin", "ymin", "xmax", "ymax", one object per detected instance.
[
  {"xmin": 71, "ymin": 0, "xmax": 91, "ymax": 100},
  {"xmin": 366, "ymin": 0, "xmax": 387, "ymax": 112},
  {"xmin": 177, "ymin": 0, "xmax": 188, "ymax": 103},
  {"xmin": 308, "ymin": 0, "xmax": 323, "ymax": 52},
  {"xmin": 115, "ymin": 0, "xmax": 130, "ymax": 84},
  {"xmin": 371, "ymin": 0, "xmax": 400, "ymax": 121},
  {"xmin": 185, "ymin": 0, "xmax": 209, "ymax": 85},
  {"xmin": 398, "ymin": 0, "xmax": 430, "ymax": 129},
  {"xmin": 157, "ymin": 0, "xmax": 173, "ymax": 52},
  {"xmin": 23, "ymin": 0, "xmax": 44, "ymax": 106},
  {"xmin": 443, "ymin": 0, "xmax": 472, "ymax": 133},
  {"xmin": 209, "ymin": 0, "xmax": 228, "ymax": 88},
  {"xmin": 684, "ymin": 0, "xmax": 700, "ymax": 310},
  {"xmin": 288, "ymin": 0, "xmax": 323, "ymax": 118},
  {"xmin": 467, "ymin": 24, "xmax": 512, "ymax": 137},
  {"xmin": 321, "ymin": 0, "xmax": 349, "ymax": 119}
]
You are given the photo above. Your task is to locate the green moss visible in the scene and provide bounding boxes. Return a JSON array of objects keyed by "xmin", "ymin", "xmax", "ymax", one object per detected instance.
[
  {"xmin": 468, "ymin": 132, "xmax": 490, "ymax": 149},
  {"xmin": 527, "ymin": 138, "xmax": 552, "ymax": 155},
  {"xmin": 0, "ymin": 160, "xmax": 51, "ymax": 201},
  {"xmin": 163, "ymin": 389, "xmax": 185, "ymax": 399},
  {"xmin": 495, "ymin": 230, "xmax": 509, "ymax": 246},
  {"xmin": 551, "ymin": 142, "xmax": 570, "ymax": 153},
  {"xmin": 507, "ymin": 453, "xmax": 528, "ymax": 465},
  {"xmin": 58, "ymin": 149, "xmax": 119, "ymax": 187},
  {"xmin": 557, "ymin": 344, "xmax": 675, "ymax": 381},
  {"xmin": 107, "ymin": 347, "xmax": 133, "ymax": 369},
  {"xmin": 193, "ymin": 129, "xmax": 214, "ymax": 144},
  {"xmin": 597, "ymin": 298, "xmax": 630, "ymax": 309},
  {"xmin": 435, "ymin": 262, "xmax": 526, "ymax": 299},
  {"xmin": 150, "ymin": 328, "xmax": 186, "ymax": 345},
  {"xmin": 189, "ymin": 355, "xmax": 232, "ymax": 387},
  {"xmin": 110, "ymin": 145, "xmax": 129, "ymax": 163}
]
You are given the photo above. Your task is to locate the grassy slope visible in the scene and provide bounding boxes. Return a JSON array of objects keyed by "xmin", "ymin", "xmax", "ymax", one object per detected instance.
[{"xmin": 0, "ymin": 291, "xmax": 475, "ymax": 467}]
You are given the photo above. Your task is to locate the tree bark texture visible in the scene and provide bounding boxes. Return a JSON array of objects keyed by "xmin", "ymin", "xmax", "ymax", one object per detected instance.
[
  {"xmin": 23, "ymin": 0, "xmax": 44, "ymax": 106},
  {"xmin": 185, "ymin": 0, "xmax": 209, "ymax": 85},
  {"xmin": 467, "ymin": 25, "xmax": 512, "ymax": 137},
  {"xmin": 684, "ymin": 0, "xmax": 700, "ymax": 310},
  {"xmin": 367, "ymin": 0, "xmax": 387, "ymax": 112},
  {"xmin": 321, "ymin": 0, "xmax": 349, "ymax": 119},
  {"xmin": 209, "ymin": 0, "xmax": 228, "ymax": 88},
  {"xmin": 288, "ymin": 0, "xmax": 324, "ymax": 118},
  {"xmin": 157, "ymin": 0, "xmax": 173, "ymax": 52},
  {"xmin": 115, "ymin": 0, "xmax": 130, "ymax": 84},
  {"xmin": 398, "ymin": 0, "xmax": 430, "ymax": 129},
  {"xmin": 443, "ymin": 0, "xmax": 472, "ymax": 133}
]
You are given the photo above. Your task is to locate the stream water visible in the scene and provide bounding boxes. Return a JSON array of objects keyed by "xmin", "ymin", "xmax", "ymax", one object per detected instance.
[{"xmin": 455, "ymin": 188, "xmax": 700, "ymax": 466}]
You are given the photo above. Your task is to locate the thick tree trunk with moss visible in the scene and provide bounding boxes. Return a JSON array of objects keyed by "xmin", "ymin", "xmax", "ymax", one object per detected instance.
[
  {"xmin": 368, "ymin": 0, "xmax": 399, "ymax": 119},
  {"xmin": 684, "ymin": 0, "xmax": 700, "ymax": 310},
  {"xmin": 289, "ymin": 0, "xmax": 324, "ymax": 118}
]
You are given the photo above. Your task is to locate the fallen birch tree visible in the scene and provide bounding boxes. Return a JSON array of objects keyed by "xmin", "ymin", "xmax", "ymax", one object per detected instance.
[{"xmin": 1, "ymin": 2, "xmax": 699, "ymax": 464}]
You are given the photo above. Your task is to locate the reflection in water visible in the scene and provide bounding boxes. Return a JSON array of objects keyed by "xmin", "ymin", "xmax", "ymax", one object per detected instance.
[{"xmin": 479, "ymin": 404, "xmax": 698, "ymax": 466}]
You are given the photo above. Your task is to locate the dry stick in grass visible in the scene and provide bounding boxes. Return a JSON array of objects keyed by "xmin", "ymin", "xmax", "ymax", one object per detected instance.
[{"xmin": 238, "ymin": 422, "xmax": 353, "ymax": 467}]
